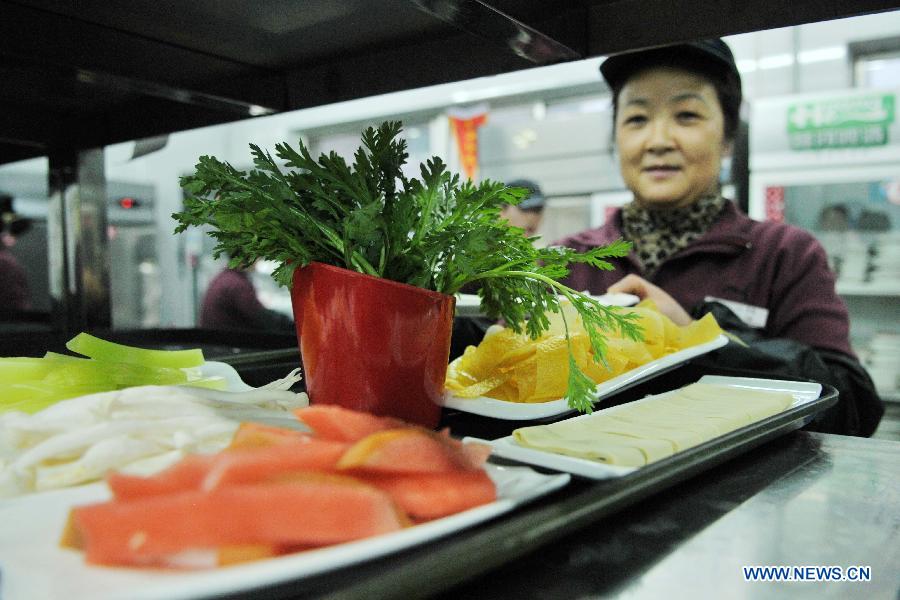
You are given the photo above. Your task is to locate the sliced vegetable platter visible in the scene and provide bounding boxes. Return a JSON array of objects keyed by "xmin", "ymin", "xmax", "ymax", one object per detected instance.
[
  {"xmin": 0, "ymin": 334, "xmax": 570, "ymax": 599},
  {"xmin": 0, "ymin": 464, "xmax": 569, "ymax": 600},
  {"xmin": 0, "ymin": 333, "xmax": 306, "ymax": 498},
  {"xmin": 465, "ymin": 376, "xmax": 824, "ymax": 479},
  {"xmin": 443, "ymin": 334, "xmax": 729, "ymax": 420}
]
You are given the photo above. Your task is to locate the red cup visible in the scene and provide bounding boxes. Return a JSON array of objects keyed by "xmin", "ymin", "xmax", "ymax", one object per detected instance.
[{"xmin": 290, "ymin": 262, "xmax": 455, "ymax": 428}]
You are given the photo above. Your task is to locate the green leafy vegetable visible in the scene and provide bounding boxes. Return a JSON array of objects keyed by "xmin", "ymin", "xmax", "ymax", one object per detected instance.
[{"xmin": 173, "ymin": 121, "xmax": 642, "ymax": 412}]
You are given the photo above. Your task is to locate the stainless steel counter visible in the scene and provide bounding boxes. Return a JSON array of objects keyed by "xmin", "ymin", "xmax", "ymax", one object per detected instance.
[
  {"xmin": 251, "ymin": 430, "xmax": 899, "ymax": 600},
  {"xmin": 589, "ymin": 433, "xmax": 900, "ymax": 600},
  {"xmin": 438, "ymin": 432, "xmax": 900, "ymax": 600}
]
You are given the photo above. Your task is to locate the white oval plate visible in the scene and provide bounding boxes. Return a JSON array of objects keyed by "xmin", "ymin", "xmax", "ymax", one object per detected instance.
[
  {"xmin": 443, "ymin": 334, "xmax": 730, "ymax": 420},
  {"xmin": 454, "ymin": 292, "xmax": 639, "ymax": 317}
]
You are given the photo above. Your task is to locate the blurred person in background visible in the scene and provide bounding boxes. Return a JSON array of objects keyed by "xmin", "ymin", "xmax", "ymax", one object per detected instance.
[
  {"xmin": 554, "ymin": 39, "xmax": 883, "ymax": 436},
  {"xmin": 0, "ymin": 193, "xmax": 32, "ymax": 313},
  {"xmin": 500, "ymin": 178, "xmax": 545, "ymax": 238},
  {"xmin": 449, "ymin": 179, "xmax": 547, "ymax": 358},
  {"xmin": 200, "ymin": 258, "xmax": 294, "ymax": 333}
]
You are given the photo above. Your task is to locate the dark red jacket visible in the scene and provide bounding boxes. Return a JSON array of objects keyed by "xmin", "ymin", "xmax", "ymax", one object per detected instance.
[
  {"xmin": 0, "ymin": 247, "xmax": 31, "ymax": 312},
  {"xmin": 200, "ymin": 268, "xmax": 294, "ymax": 332},
  {"xmin": 555, "ymin": 201, "xmax": 855, "ymax": 358}
]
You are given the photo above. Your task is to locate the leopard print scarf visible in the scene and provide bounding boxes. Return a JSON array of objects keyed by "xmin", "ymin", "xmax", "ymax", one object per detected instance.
[{"xmin": 621, "ymin": 195, "xmax": 726, "ymax": 277}]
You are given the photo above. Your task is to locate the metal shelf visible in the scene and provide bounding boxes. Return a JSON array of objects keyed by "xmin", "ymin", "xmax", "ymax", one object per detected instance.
[
  {"xmin": 880, "ymin": 391, "xmax": 900, "ymax": 403},
  {"xmin": 3, "ymin": 0, "xmax": 900, "ymax": 165},
  {"xmin": 836, "ymin": 281, "xmax": 900, "ymax": 297}
]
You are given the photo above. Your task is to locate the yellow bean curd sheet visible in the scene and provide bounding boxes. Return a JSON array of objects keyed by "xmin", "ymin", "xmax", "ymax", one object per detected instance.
[
  {"xmin": 445, "ymin": 300, "xmax": 723, "ymax": 404},
  {"xmin": 512, "ymin": 383, "xmax": 795, "ymax": 467}
]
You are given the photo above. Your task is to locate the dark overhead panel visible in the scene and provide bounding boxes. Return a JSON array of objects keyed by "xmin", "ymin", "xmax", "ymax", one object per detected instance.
[
  {"xmin": 1, "ymin": 0, "xmax": 899, "ymax": 165},
  {"xmin": 581, "ymin": 0, "xmax": 900, "ymax": 55}
]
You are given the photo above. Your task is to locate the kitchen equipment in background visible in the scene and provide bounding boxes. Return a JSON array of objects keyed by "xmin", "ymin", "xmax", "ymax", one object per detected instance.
[
  {"xmin": 105, "ymin": 182, "xmax": 161, "ymax": 329},
  {"xmin": 865, "ymin": 333, "xmax": 900, "ymax": 395},
  {"xmin": 0, "ymin": 170, "xmax": 162, "ymax": 329},
  {"xmin": 869, "ymin": 232, "xmax": 900, "ymax": 286},
  {"xmin": 0, "ymin": 167, "xmax": 51, "ymax": 316},
  {"xmin": 835, "ymin": 237, "xmax": 871, "ymax": 282}
]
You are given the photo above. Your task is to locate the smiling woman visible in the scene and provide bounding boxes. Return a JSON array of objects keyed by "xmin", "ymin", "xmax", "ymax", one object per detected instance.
[
  {"xmin": 615, "ymin": 69, "xmax": 727, "ymax": 210},
  {"xmin": 553, "ymin": 39, "xmax": 885, "ymax": 437}
]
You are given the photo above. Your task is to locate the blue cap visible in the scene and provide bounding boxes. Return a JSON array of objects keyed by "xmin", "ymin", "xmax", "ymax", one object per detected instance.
[{"xmin": 507, "ymin": 179, "xmax": 545, "ymax": 211}]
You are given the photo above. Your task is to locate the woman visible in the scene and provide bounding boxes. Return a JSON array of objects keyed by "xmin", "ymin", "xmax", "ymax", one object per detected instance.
[
  {"xmin": 555, "ymin": 39, "xmax": 883, "ymax": 436},
  {"xmin": 0, "ymin": 193, "xmax": 32, "ymax": 314},
  {"xmin": 200, "ymin": 261, "xmax": 294, "ymax": 333},
  {"xmin": 500, "ymin": 178, "xmax": 546, "ymax": 238}
]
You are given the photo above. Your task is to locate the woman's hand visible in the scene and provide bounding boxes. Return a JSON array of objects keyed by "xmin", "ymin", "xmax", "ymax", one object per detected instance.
[{"xmin": 608, "ymin": 274, "xmax": 693, "ymax": 326}]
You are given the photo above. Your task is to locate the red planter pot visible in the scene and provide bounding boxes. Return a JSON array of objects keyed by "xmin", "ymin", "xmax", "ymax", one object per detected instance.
[{"xmin": 290, "ymin": 262, "xmax": 455, "ymax": 429}]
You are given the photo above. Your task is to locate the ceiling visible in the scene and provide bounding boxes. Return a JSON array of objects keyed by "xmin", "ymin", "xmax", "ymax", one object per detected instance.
[{"xmin": 2, "ymin": 0, "xmax": 899, "ymax": 165}]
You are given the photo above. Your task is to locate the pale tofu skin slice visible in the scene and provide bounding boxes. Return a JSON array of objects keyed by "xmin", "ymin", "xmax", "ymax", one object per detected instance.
[
  {"xmin": 513, "ymin": 384, "xmax": 795, "ymax": 467},
  {"xmin": 512, "ymin": 428, "xmax": 650, "ymax": 466}
]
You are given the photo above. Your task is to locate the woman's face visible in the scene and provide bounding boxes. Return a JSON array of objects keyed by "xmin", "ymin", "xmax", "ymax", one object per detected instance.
[
  {"xmin": 500, "ymin": 205, "xmax": 542, "ymax": 237},
  {"xmin": 615, "ymin": 66, "xmax": 728, "ymax": 210}
]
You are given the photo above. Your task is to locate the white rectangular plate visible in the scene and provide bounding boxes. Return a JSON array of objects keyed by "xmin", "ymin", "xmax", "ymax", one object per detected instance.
[
  {"xmin": 454, "ymin": 292, "xmax": 639, "ymax": 317},
  {"xmin": 443, "ymin": 334, "xmax": 730, "ymax": 420},
  {"xmin": 0, "ymin": 464, "xmax": 569, "ymax": 600},
  {"xmin": 465, "ymin": 376, "xmax": 822, "ymax": 480}
]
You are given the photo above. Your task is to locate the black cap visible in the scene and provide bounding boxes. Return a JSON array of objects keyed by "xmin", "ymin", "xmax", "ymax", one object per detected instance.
[
  {"xmin": 600, "ymin": 38, "xmax": 741, "ymax": 91},
  {"xmin": 0, "ymin": 193, "xmax": 31, "ymax": 236},
  {"xmin": 506, "ymin": 179, "xmax": 545, "ymax": 211}
]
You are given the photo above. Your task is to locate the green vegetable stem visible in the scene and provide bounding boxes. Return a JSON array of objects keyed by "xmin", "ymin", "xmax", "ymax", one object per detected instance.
[
  {"xmin": 0, "ymin": 334, "xmax": 222, "ymax": 415},
  {"xmin": 173, "ymin": 121, "xmax": 643, "ymax": 413}
]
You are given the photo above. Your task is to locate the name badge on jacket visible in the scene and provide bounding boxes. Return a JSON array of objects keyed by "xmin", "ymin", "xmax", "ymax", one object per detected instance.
[{"xmin": 704, "ymin": 296, "xmax": 769, "ymax": 329}]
